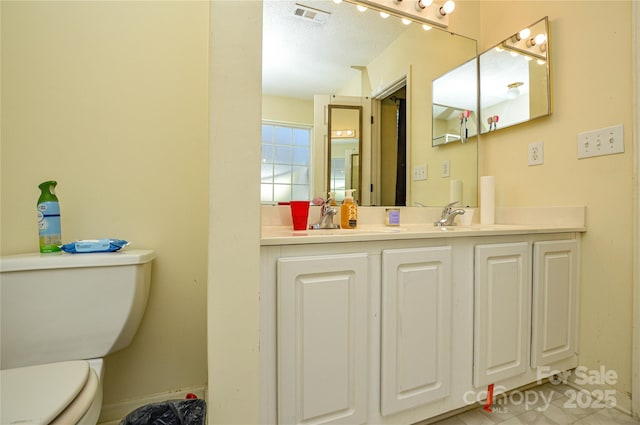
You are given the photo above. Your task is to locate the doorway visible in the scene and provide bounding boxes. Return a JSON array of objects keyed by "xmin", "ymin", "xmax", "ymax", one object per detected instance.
[{"xmin": 380, "ymin": 87, "xmax": 407, "ymax": 206}]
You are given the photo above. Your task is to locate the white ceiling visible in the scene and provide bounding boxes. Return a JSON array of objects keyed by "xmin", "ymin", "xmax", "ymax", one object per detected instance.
[{"xmin": 262, "ymin": 0, "xmax": 409, "ymax": 100}]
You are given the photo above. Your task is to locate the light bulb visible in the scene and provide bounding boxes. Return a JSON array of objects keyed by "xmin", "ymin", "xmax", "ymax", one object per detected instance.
[
  {"xmin": 415, "ymin": 0, "xmax": 433, "ymax": 10},
  {"xmin": 380, "ymin": 11, "xmax": 390, "ymax": 18},
  {"xmin": 519, "ymin": 28, "xmax": 531, "ymax": 40},
  {"xmin": 402, "ymin": 18, "xmax": 412, "ymax": 25},
  {"xmin": 442, "ymin": 0, "xmax": 455, "ymax": 14},
  {"xmin": 534, "ymin": 33, "xmax": 547, "ymax": 45},
  {"xmin": 357, "ymin": 5, "xmax": 367, "ymax": 12}
]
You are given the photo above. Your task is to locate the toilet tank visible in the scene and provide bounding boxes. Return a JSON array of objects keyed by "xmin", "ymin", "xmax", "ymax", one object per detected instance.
[{"xmin": 0, "ymin": 250, "xmax": 155, "ymax": 370}]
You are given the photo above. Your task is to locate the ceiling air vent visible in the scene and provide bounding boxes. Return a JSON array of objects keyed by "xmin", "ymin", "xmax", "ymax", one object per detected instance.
[{"xmin": 293, "ymin": 3, "xmax": 330, "ymax": 24}]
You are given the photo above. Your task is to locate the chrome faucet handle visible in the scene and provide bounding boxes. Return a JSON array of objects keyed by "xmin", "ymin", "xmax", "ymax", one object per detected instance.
[{"xmin": 441, "ymin": 201, "xmax": 459, "ymax": 217}]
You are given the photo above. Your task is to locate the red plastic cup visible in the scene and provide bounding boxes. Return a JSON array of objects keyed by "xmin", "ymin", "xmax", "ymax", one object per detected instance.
[{"xmin": 290, "ymin": 201, "xmax": 310, "ymax": 230}]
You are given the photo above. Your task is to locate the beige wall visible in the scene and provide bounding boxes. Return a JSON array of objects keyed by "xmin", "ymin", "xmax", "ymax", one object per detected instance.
[
  {"xmin": 477, "ymin": 1, "xmax": 634, "ymax": 406},
  {"xmin": 262, "ymin": 94, "xmax": 313, "ymax": 125},
  {"xmin": 0, "ymin": 0, "xmax": 209, "ymax": 412}
]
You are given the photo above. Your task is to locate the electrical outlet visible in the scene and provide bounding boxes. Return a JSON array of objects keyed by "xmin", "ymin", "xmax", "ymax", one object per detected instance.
[
  {"xmin": 577, "ymin": 124, "xmax": 624, "ymax": 159},
  {"xmin": 441, "ymin": 160, "xmax": 451, "ymax": 177},
  {"xmin": 412, "ymin": 164, "xmax": 427, "ymax": 181},
  {"xmin": 528, "ymin": 141, "xmax": 544, "ymax": 166}
]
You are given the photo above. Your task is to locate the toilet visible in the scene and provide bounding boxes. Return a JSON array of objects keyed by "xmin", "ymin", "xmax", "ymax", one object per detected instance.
[{"xmin": 0, "ymin": 249, "xmax": 155, "ymax": 425}]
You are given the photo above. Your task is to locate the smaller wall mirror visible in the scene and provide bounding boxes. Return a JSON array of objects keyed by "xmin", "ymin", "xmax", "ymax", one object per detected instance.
[
  {"xmin": 432, "ymin": 57, "xmax": 478, "ymax": 146},
  {"xmin": 479, "ymin": 16, "xmax": 550, "ymax": 134},
  {"xmin": 327, "ymin": 105, "xmax": 363, "ymax": 204}
]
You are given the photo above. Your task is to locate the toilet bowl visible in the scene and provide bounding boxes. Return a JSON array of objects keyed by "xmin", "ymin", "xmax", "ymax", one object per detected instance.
[{"xmin": 0, "ymin": 250, "xmax": 155, "ymax": 425}]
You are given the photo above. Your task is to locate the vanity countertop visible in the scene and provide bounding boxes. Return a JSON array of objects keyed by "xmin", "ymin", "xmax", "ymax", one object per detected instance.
[
  {"xmin": 261, "ymin": 223, "xmax": 586, "ymax": 246},
  {"xmin": 260, "ymin": 205, "xmax": 586, "ymax": 246}
]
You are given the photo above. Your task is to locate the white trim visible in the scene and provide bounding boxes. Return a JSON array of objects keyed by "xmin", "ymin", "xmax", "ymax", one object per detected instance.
[
  {"xmin": 97, "ymin": 385, "xmax": 207, "ymax": 425},
  {"xmin": 632, "ymin": 0, "xmax": 640, "ymax": 419},
  {"xmin": 370, "ymin": 66, "xmax": 413, "ymax": 206}
]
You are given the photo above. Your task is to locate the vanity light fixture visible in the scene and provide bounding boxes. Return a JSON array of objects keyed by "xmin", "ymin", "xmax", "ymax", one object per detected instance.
[{"xmin": 345, "ymin": 0, "xmax": 453, "ymax": 28}]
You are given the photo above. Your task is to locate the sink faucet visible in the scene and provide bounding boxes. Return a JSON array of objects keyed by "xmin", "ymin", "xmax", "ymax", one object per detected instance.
[
  {"xmin": 434, "ymin": 201, "xmax": 465, "ymax": 227},
  {"xmin": 309, "ymin": 198, "xmax": 340, "ymax": 229}
]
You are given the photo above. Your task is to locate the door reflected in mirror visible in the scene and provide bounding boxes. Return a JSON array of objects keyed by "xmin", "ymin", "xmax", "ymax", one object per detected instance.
[
  {"xmin": 328, "ymin": 105, "xmax": 362, "ymax": 204},
  {"xmin": 479, "ymin": 17, "xmax": 550, "ymax": 134}
]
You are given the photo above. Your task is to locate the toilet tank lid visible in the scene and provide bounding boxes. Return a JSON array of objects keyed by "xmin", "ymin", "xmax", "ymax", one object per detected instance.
[{"xmin": 0, "ymin": 249, "xmax": 156, "ymax": 272}]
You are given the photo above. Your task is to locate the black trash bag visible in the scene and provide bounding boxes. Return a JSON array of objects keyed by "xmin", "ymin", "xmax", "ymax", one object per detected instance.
[{"xmin": 120, "ymin": 398, "xmax": 206, "ymax": 425}]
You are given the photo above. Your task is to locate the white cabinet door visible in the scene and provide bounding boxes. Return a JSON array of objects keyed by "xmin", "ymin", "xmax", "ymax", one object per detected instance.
[
  {"xmin": 531, "ymin": 240, "xmax": 578, "ymax": 367},
  {"xmin": 380, "ymin": 247, "xmax": 452, "ymax": 415},
  {"xmin": 474, "ymin": 242, "xmax": 530, "ymax": 387},
  {"xmin": 277, "ymin": 253, "xmax": 368, "ymax": 425}
]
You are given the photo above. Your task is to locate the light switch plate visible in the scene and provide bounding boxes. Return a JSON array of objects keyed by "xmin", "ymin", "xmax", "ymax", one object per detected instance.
[
  {"xmin": 577, "ymin": 124, "xmax": 624, "ymax": 159},
  {"xmin": 441, "ymin": 160, "xmax": 451, "ymax": 177},
  {"xmin": 412, "ymin": 164, "xmax": 427, "ymax": 181}
]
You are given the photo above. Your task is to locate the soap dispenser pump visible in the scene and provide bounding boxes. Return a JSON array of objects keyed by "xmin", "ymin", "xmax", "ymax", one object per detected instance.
[{"xmin": 340, "ymin": 189, "xmax": 357, "ymax": 229}]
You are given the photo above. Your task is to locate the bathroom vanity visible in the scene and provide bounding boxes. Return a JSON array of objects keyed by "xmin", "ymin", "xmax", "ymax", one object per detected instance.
[{"xmin": 260, "ymin": 206, "xmax": 585, "ymax": 425}]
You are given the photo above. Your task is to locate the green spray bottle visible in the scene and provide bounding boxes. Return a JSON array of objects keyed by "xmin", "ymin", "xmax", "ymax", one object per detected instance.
[{"xmin": 37, "ymin": 180, "xmax": 62, "ymax": 253}]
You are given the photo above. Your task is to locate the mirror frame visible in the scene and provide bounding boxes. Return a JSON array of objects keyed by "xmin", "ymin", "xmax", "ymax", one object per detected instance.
[{"xmin": 327, "ymin": 104, "xmax": 363, "ymax": 204}]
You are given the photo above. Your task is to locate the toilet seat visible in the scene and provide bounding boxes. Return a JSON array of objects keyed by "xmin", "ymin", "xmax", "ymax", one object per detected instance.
[{"xmin": 1, "ymin": 360, "xmax": 97, "ymax": 425}]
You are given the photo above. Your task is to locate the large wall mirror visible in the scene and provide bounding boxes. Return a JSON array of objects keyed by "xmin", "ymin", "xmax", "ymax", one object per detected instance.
[
  {"xmin": 479, "ymin": 16, "xmax": 550, "ymax": 133},
  {"xmin": 262, "ymin": 0, "xmax": 478, "ymax": 207}
]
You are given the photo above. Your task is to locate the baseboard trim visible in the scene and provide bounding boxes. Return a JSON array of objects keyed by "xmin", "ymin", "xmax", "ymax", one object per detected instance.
[
  {"xmin": 98, "ymin": 385, "xmax": 207, "ymax": 425},
  {"xmin": 565, "ymin": 380, "xmax": 632, "ymax": 416}
]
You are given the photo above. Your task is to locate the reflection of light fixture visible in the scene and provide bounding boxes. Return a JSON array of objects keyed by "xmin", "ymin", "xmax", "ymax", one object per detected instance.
[
  {"xmin": 402, "ymin": 17, "xmax": 412, "ymax": 25},
  {"xmin": 422, "ymin": 24, "xmax": 432, "ymax": 31},
  {"xmin": 357, "ymin": 4, "xmax": 367, "ymax": 11},
  {"xmin": 333, "ymin": 0, "xmax": 342, "ymax": 3},
  {"xmin": 331, "ymin": 129, "xmax": 356, "ymax": 138},
  {"xmin": 507, "ymin": 82, "xmax": 524, "ymax": 99},
  {"xmin": 379, "ymin": 11, "xmax": 390, "ymax": 18}
]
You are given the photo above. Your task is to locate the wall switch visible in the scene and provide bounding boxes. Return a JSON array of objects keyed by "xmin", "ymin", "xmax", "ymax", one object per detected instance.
[
  {"xmin": 528, "ymin": 141, "xmax": 544, "ymax": 166},
  {"xmin": 412, "ymin": 164, "xmax": 427, "ymax": 181},
  {"xmin": 441, "ymin": 160, "xmax": 451, "ymax": 177},
  {"xmin": 577, "ymin": 124, "xmax": 624, "ymax": 159}
]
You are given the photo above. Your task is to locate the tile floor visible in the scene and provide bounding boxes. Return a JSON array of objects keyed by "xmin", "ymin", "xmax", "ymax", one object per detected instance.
[{"xmin": 429, "ymin": 384, "xmax": 640, "ymax": 425}]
